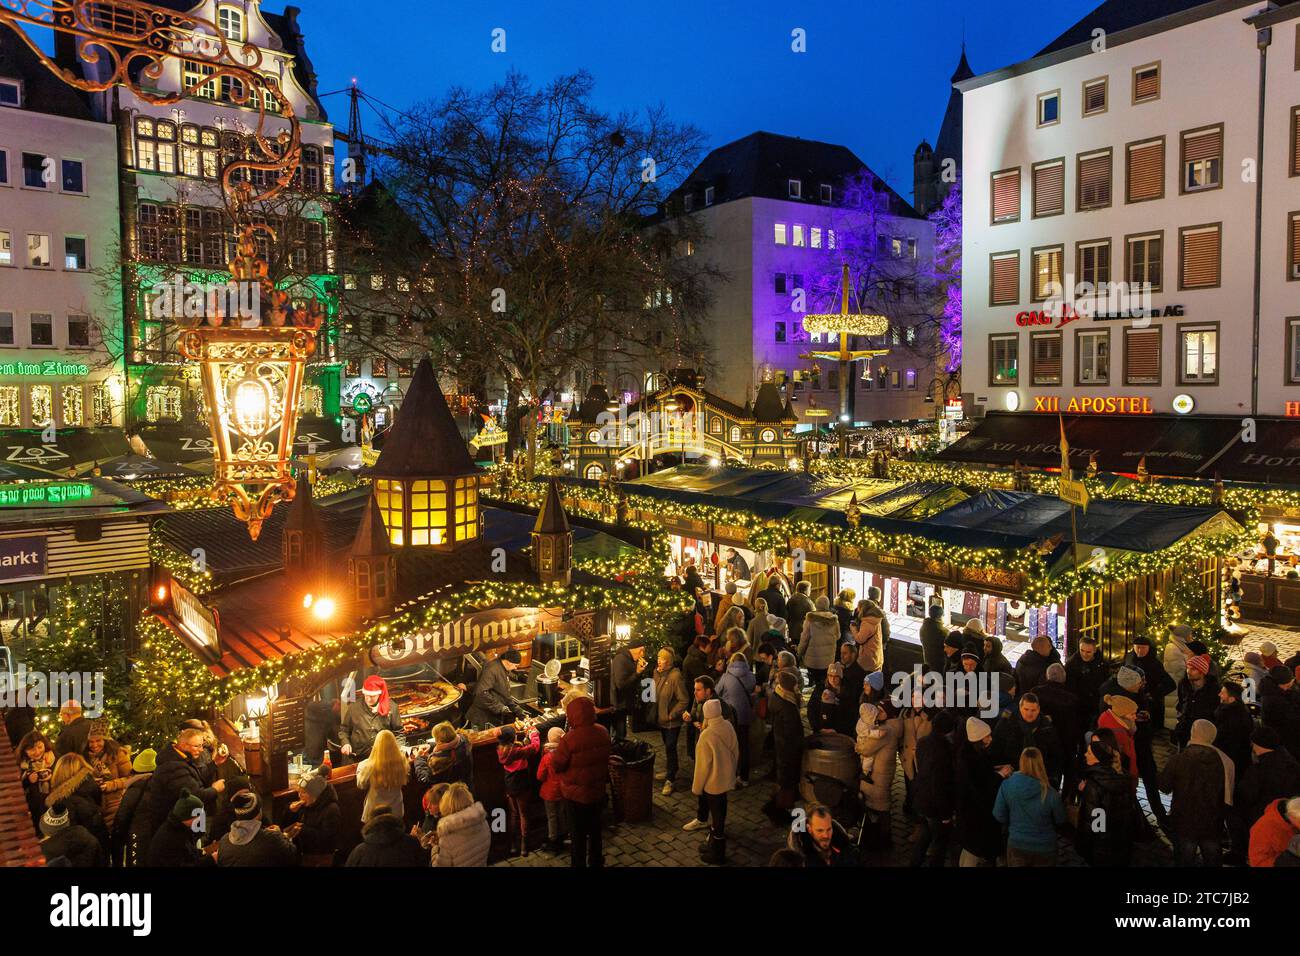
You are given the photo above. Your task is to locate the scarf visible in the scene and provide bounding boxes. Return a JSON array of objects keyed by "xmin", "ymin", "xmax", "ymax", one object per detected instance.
[
  {"xmin": 775, "ymin": 684, "xmax": 800, "ymax": 707},
  {"xmin": 1190, "ymin": 742, "xmax": 1236, "ymax": 806}
]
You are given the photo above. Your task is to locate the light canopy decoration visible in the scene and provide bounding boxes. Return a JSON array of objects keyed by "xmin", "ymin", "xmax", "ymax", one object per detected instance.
[{"xmin": 0, "ymin": 0, "xmax": 322, "ymax": 538}]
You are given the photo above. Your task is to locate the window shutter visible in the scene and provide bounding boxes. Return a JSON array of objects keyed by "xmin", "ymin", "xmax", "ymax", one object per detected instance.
[
  {"xmin": 1078, "ymin": 151, "xmax": 1112, "ymax": 208},
  {"xmin": 1127, "ymin": 140, "xmax": 1163, "ymax": 202},
  {"xmin": 991, "ymin": 253, "xmax": 1019, "ymax": 305},
  {"xmin": 1134, "ymin": 67, "xmax": 1159, "ymax": 101},
  {"xmin": 1181, "ymin": 227, "xmax": 1220, "ymax": 288},
  {"xmin": 1183, "ymin": 128, "xmax": 1222, "ymax": 163},
  {"xmin": 992, "ymin": 170, "xmax": 1020, "ymax": 222},
  {"xmin": 1125, "ymin": 329, "xmax": 1161, "ymax": 384},
  {"xmin": 1084, "ymin": 81, "xmax": 1106, "ymax": 114},
  {"xmin": 1033, "ymin": 335, "xmax": 1062, "ymax": 384},
  {"xmin": 1293, "ymin": 109, "xmax": 1300, "ymax": 176},
  {"xmin": 1033, "ymin": 162, "xmax": 1065, "ymax": 217},
  {"xmin": 1291, "ymin": 215, "xmax": 1300, "ymax": 275},
  {"xmin": 1033, "ymin": 248, "xmax": 1063, "ymax": 299}
]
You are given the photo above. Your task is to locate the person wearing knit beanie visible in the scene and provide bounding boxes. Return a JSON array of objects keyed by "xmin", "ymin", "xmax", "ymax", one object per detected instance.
[
  {"xmin": 40, "ymin": 802, "xmax": 71, "ymax": 837},
  {"xmin": 1268, "ymin": 664, "xmax": 1295, "ymax": 687},
  {"xmin": 546, "ymin": 727, "xmax": 565, "ymax": 747},
  {"xmin": 1187, "ymin": 654, "xmax": 1212, "ymax": 679},
  {"xmin": 865, "ymin": 670, "xmax": 885, "ymax": 693},
  {"xmin": 966, "ymin": 717, "xmax": 991, "ymax": 742},
  {"xmin": 702, "ymin": 697, "xmax": 723, "ymax": 722},
  {"xmin": 1117, "ymin": 665, "xmax": 1144, "ymax": 692},
  {"xmin": 298, "ymin": 772, "xmax": 329, "ymax": 803},
  {"xmin": 1190, "ymin": 718, "xmax": 1218, "ymax": 746},
  {"xmin": 131, "ymin": 748, "xmax": 157, "ymax": 773},
  {"xmin": 170, "ymin": 788, "xmax": 205, "ymax": 823},
  {"xmin": 231, "ymin": 789, "xmax": 261, "ymax": 820},
  {"xmin": 1252, "ymin": 725, "xmax": 1282, "ymax": 751}
]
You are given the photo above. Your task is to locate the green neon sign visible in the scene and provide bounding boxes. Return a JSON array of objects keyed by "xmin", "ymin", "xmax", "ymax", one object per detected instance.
[
  {"xmin": 352, "ymin": 393, "xmax": 373, "ymax": 414},
  {"xmin": 0, "ymin": 360, "xmax": 91, "ymax": 376},
  {"xmin": 0, "ymin": 482, "xmax": 95, "ymax": 506}
]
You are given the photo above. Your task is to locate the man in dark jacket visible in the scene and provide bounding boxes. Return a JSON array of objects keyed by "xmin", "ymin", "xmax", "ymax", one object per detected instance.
[
  {"xmin": 1012, "ymin": 636, "xmax": 1060, "ymax": 702},
  {"xmin": 1174, "ymin": 655, "xmax": 1221, "ymax": 749},
  {"xmin": 758, "ymin": 579, "xmax": 787, "ymax": 618},
  {"xmin": 911, "ymin": 710, "xmax": 956, "ymax": 866},
  {"xmin": 1214, "ymin": 681, "xmax": 1256, "ymax": 779},
  {"xmin": 145, "ymin": 790, "xmax": 205, "ymax": 867},
  {"xmin": 991, "ymin": 694, "xmax": 1064, "ymax": 785},
  {"xmin": 786, "ymin": 803, "xmax": 859, "ymax": 867},
  {"xmin": 142, "ymin": 728, "xmax": 226, "ymax": 853},
  {"xmin": 609, "ymin": 642, "xmax": 650, "ymax": 742},
  {"xmin": 682, "ymin": 675, "xmax": 737, "ymax": 760},
  {"xmin": 54, "ymin": 700, "xmax": 93, "ymax": 758},
  {"xmin": 1236, "ymin": 726, "xmax": 1300, "ymax": 826},
  {"xmin": 953, "ymin": 717, "xmax": 1004, "ymax": 866},
  {"xmin": 39, "ymin": 803, "xmax": 105, "ymax": 867},
  {"xmin": 1259, "ymin": 666, "xmax": 1300, "ymax": 759},
  {"xmin": 1158, "ymin": 718, "xmax": 1230, "ymax": 866},
  {"xmin": 919, "ymin": 604, "xmax": 947, "ymax": 675},
  {"xmin": 340, "ymin": 675, "xmax": 405, "ymax": 757},
  {"xmin": 344, "ymin": 806, "xmax": 427, "ymax": 867},
  {"xmin": 765, "ymin": 670, "xmax": 806, "ymax": 826},
  {"xmin": 785, "ymin": 582, "xmax": 815, "ymax": 646},
  {"xmin": 214, "ymin": 791, "xmax": 300, "ymax": 867},
  {"xmin": 1032, "ymin": 665, "xmax": 1081, "ymax": 788},
  {"xmin": 1124, "ymin": 636, "xmax": 1176, "ymax": 728},
  {"xmin": 550, "ymin": 695, "xmax": 612, "ymax": 868},
  {"xmin": 1065, "ymin": 636, "xmax": 1110, "ymax": 730},
  {"xmin": 464, "ymin": 651, "xmax": 525, "ymax": 730},
  {"xmin": 284, "ymin": 771, "xmax": 341, "ymax": 861}
]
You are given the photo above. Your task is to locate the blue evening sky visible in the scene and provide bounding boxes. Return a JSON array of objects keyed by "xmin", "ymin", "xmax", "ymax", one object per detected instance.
[{"xmin": 299, "ymin": 0, "xmax": 1100, "ymax": 199}]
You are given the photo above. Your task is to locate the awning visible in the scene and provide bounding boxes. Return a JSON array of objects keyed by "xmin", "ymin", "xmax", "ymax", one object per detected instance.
[
  {"xmin": 291, "ymin": 415, "xmax": 348, "ymax": 456},
  {"xmin": 78, "ymin": 454, "xmax": 204, "ymax": 481},
  {"xmin": 1210, "ymin": 419, "xmax": 1300, "ymax": 485},
  {"xmin": 133, "ymin": 423, "xmax": 215, "ymax": 463},
  {"xmin": 0, "ymin": 428, "xmax": 130, "ymax": 475}
]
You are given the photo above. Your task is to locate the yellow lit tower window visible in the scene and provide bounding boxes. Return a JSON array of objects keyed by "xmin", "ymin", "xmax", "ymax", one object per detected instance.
[
  {"xmin": 374, "ymin": 479, "xmax": 405, "ymax": 546},
  {"xmin": 455, "ymin": 476, "xmax": 479, "ymax": 541},
  {"xmin": 408, "ymin": 479, "xmax": 448, "ymax": 546}
]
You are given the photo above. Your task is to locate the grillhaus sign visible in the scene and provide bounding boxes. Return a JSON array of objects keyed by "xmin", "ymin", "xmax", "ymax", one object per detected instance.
[{"xmin": 370, "ymin": 606, "xmax": 565, "ymax": 666}]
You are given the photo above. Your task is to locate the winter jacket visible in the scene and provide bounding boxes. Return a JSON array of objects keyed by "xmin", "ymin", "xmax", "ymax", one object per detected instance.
[
  {"xmin": 339, "ymin": 699, "xmax": 404, "ymax": 758},
  {"xmin": 991, "ymin": 713, "xmax": 1064, "ymax": 784},
  {"xmin": 46, "ymin": 766, "xmax": 108, "ymax": 851},
  {"xmin": 993, "ymin": 772, "xmax": 1065, "ymax": 856},
  {"xmin": 41, "ymin": 825, "xmax": 105, "ymax": 867},
  {"xmin": 785, "ymin": 593, "xmax": 815, "ymax": 643},
  {"xmin": 143, "ymin": 745, "xmax": 219, "ymax": 848},
  {"xmin": 979, "ymin": 636, "xmax": 1014, "ymax": 677},
  {"xmin": 111, "ymin": 776, "xmax": 151, "ymax": 867},
  {"xmin": 653, "ymin": 667, "xmax": 690, "ymax": 729},
  {"xmin": 413, "ymin": 735, "xmax": 475, "ymax": 791},
  {"xmin": 1248, "ymin": 799, "xmax": 1300, "ymax": 867},
  {"xmin": 1236, "ymin": 747, "xmax": 1300, "ymax": 826},
  {"xmin": 770, "ymin": 688, "xmax": 806, "ymax": 789},
  {"xmin": 433, "ymin": 802, "xmax": 492, "ymax": 867},
  {"xmin": 692, "ymin": 716, "xmax": 739, "ymax": 796},
  {"xmin": 284, "ymin": 783, "xmax": 341, "ymax": 857},
  {"xmin": 345, "ymin": 813, "xmax": 427, "ymax": 867},
  {"xmin": 1097, "ymin": 710, "xmax": 1139, "ymax": 787},
  {"xmin": 610, "ymin": 649, "xmax": 645, "ymax": 714},
  {"xmin": 356, "ymin": 758, "xmax": 405, "ymax": 825},
  {"xmin": 1213, "ymin": 700, "xmax": 1256, "ymax": 779},
  {"xmin": 1259, "ymin": 677, "xmax": 1300, "ymax": 759},
  {"xmin": 850, "ymin": 620, "xmax": 884, "ymax": 674},
  {"xmin": 1013, "ymin": 647, "xmax": 1061, "ymax": 699},
  {"xmin": 550, "ymin": 696, "xmax": 611, "ymax": 805},
  {"xmin": 716, "ymin": 660, "xmax": 756, "ymax": 726},
  {"xmin": 953, "ymin": 737, "xmax": 1004, "ymax": 860},
  {"xmin": 1031, "ymin": 682, "xmax": 1081, "ymax": 766},
  {"xmin": 855, "ymin": 716, "xmax": 900, "ymax": 813},
  {"xmin": 798, "ymin": 611, "xmax": 840, "ymax": 670},
  {"xmin": 833, "ymin": 604, "xmax": 853, "ymax": 640},
  {"xmin": 498, "ymin": 728, "xmax": 540, "ymax": 795},
  {"xmin": 1065, "ymin": 651, "xmax": 1110, "ymax": 724},
  {"xmin": 1075, "ymin": 763, "xmax": 1137, "ymax": 866},
  {"xmin": 912, "ymin": 729, "xmax": 956, "ymax": 820},
  {"xmin": 215, "ymin": 820, "xmax": 300, "ymax": 867},
  {"xmin": 758, "ymin": 585, "xmax": 787, "ymax": 618},
  {"xmin": 55, "ymin": 717, "xmax": 92, "ymax": 758},
  {"xmin": 899, "ymin": 709, "xmax": 933, "ymax": 780},
  {"xmin": 920, "ymin": 618, "xmax": 948, "ymax": 674},
  {"xmin": 1123, "ymin": 649, "xmax": 1176, "ymax": 701},
  {"xmin": 84, "ymin": 742, "xmax": 134, "ymax": 829},
  {"xmin": 682, "ymin": 644, "xmax": 711, "ymax": 693},
  {"xmin": 1158, "ymin": 743, "xmax": 1228, "ymax": 841},
  {"xmin": 145, "ymin": 817, "xmax": 203, "ymax": 867},
  {"xmin": 537, "ymin": 750, "xmax": 564, "ymax": 801},
  {"xmin": 464, "ymin": 657, "xmax": 522, "ymax": 729},
  {"xmin": 1174, "ymin": 675, "xmax": 1221, "ymax": 747}
]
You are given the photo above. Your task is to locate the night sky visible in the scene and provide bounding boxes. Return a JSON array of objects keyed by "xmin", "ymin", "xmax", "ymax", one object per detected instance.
[{"xmin": 300, "ymin": 0, "xmax": 1100, "ymax": 199}]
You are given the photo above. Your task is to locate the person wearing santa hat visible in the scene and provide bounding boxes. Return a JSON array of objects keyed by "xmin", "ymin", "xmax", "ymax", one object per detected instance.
[{"xmin": 340, "ymin": 675, "xmax": 404, "ymax": 761}]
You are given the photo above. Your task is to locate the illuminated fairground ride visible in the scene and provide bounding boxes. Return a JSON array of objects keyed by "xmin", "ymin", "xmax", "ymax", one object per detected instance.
[{"xmin": 0, "ymin": 0, "xmax": 324, "ymax": 538}]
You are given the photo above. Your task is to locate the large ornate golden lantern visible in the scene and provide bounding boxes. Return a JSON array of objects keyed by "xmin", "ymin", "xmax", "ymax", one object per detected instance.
[{"xmin": 1, "ymin": 0, "xmax": 323, "ymax": 537}]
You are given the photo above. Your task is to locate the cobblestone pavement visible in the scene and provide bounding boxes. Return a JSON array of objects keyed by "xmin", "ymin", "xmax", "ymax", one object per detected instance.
[{"xmin": 496, "ymin": 623, "xmax": 1296, "ymax": 868}]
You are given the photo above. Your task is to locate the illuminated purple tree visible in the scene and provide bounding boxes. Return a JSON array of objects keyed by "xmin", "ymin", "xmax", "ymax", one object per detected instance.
[{"xmin": 930, "ymin": 179, "xmax": 962, "ymax": 374}]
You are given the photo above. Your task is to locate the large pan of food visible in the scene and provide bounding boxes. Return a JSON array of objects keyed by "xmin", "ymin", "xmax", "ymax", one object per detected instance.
[{"xmin": 389, "ymin": 680, "xmax": 462, "ymax": 723}]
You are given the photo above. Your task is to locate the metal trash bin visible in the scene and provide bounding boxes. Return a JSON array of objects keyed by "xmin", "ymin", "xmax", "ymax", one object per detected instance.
[{"xmin": 609, "ymin": 740, "xmax": 655, "ymax": 823}]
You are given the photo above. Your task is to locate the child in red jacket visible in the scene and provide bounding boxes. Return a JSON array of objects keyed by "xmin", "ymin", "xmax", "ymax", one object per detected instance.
[
  {"xmin": 497, "ymin": 726, "xmax": 540, "ymax": 857},
  {"xmin": 537, "ymin": 727, "xmax": 569, "ymax": 854}
]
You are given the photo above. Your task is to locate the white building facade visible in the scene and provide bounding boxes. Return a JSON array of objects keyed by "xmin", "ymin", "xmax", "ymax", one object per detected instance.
[{"xmin": 961, "ymin": 0, "xmax": 1300, "ymax": 421}]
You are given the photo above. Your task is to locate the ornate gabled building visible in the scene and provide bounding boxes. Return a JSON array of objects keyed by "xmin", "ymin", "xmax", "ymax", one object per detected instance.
[{"xmin": 566, "ymin": 371, "xmax": 798, "ymax": 479}]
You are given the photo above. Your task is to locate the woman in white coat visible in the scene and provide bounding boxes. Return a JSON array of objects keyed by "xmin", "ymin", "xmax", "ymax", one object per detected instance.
[
  {"xmin": 690, "ymin": 698, "xmax": 739, "ymax": 864},
  {"xmin": 855, "ymin": 703, "xmax": 900, "ymax": 849}
]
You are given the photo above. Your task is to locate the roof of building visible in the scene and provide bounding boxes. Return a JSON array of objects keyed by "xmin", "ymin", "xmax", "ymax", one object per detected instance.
[
  {"xmin": 0, "ymin": 28, "xmax": 95, "ymax": 120},
  {"xmin": 1036, "ymin": 0, "xmax": 1234, "ymax": 56},
  {"xmin": 664, "ymin": 131, "xmax": 922, "ymax": 220},
  {"xmin": 371, "ymin": 357, "xmax": 477, "ymax": 477},
  {"xmin": 350, "ymin": 494, "xmax": 393, "ymax": 558},
  {"xmin": 934, "ymin": 47, "xmax": 971, "ymax": 163},
  {"xmin": 574, "ymin": 383, "xmax": 613, "ymax": 424},
  {"xmin": 534, "ymin": 478, "xmax": 571, "ymax": 535},
  {"xmin": 752, "ymin": 381, "xmax": 793, "ymax": 422},
  {"xmin": 334, "ymin": 180, "xmax": 432, "ymax": 266},
  {"xmin": 283, "ymin": 474, "xmax": 323, "ymax": 533}
]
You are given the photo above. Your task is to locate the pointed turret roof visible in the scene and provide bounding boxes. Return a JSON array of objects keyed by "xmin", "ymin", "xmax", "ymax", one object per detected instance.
[
  {"xmin": 575, "ymin": 383, "xmax": 612, "ymax": 424},
  {"xmin": 780, "ymin": 396, "xmax": 797, "ymax": 422},
  {"xmin": 951, "ymin": 44, "xmax": 974, "ymax": 84},
  {"xmin": 934, "ymin": 47, "xmax": 970, "ymax": 165},
  {"xmin": 752, "ymin": 382, "xmax": 788, "ymax": 422},
  {"xmin": 534, "ymin": 478, "xmax": 571, "ymax": 535},
  {"xmin": 283, "ymin": 474, "xmax": 322, "ymax": 533},
  {"xmin": 372, "ymin": 357, "xmax": 476, "ymax": 477},
  {"xmin": 350, "ymin": 495, "xmax": 393, "ymax": 558}
]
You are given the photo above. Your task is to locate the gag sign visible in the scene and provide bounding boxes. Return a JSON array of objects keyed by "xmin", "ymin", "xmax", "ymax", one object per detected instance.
[
  {"xmin": 370, "ymin": 606, "xmax": 566, "ymax": 666},
  {"xmin": 0, "ymin": 536, "xmax": 47, "ymax": 583}
]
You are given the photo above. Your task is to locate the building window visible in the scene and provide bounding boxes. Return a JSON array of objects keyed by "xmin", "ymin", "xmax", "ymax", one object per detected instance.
[
  {"xmin": 182, "ymin": 207, "xmax": 227, "ymax": 267},
  {"xmin": 1126, "ymin": 137, "xmax": 1164, "ymax": 203},
  {"xmin": 217, "ymin": 5, "xmax": 245, "ymax": 41},
  {"xmin": 375, "ymin": 479, "xmax": 405, "ymax": 546},
  {"xmin": 827, "ymin": 229, "xmax": 836, "ymax": 249},
  {"xmin": 1036, "ymin": 90, "xmax": 1060, "ymax": 127},
  {"xmin": 67, "ymin": 314, "xmax": 89, "ymax": 348},
  {"xmin": 22, "ymin": 152, "xmax": 47, "ymax": 188},
  {"xmin": 1133, "ymin": 63, "xmax": 1160, "ymax": 103},
  {"xmin": 989, "ymin": 334, "xmax": 1019, "ymax": 385},
  {"xmin": 1031, "ymin": 245, "xmax": 1064, "ymax": 302},
  {"xmin": 64, "ymin": 236, "xmax": 87, "ymax": 271},
  {"xmin": 146, "ymin": 385, "xmax": 182, "ymax": 422},
  {"xmin": 1031, "ymin": 332, "xmax": 1063, "ymax": 385},
  {"xmin": 1287, "ymin": 318, "xmax": 1300, "ymax": 383},
  {"xmin": 345, "ymin": 359, "xmax": 361, "ymax": 377},
  {"xmin": 0, "ymin": 147, "xmax": 7, "ymax": 184},
  {"xmin": 1075, "ymin": 588, "xmax": 1103, "ymax": 647},
  {"xmin": 774, "ymin": 222, "xmax": 787, "ymax": 245},
  {"xmin": 1126, "ymin": 232, "xmax": 1163, "ymax": 292},
  {"xmin": 1076, "ymin": 239, "xmax": 1111, "ymax": 289},
  {"xmin": 0, "ymin": 311, "xmax": 12, "ymax": 346},
  {"xmin": 1289, "ymin": 213, "xmax": 1300, "ymax": 280},
  {"xmin": 1077, "ymin": 149, "xmax": 1112, "ymax": 210},
  {"xmin": 0, "ymin": 386, "xmax": 16, "ymax": 426},
  {"xmin": 774, "ymin": 273, "xmax": 787, "ymax": 294},
  {"xmin": 408, "ymin": 479, "xmax": 449, "ymax": 546},
  {"xmin": 810, "ymin": 227, "xmax": 822, "ymax": 249},
  {"xmin": 1031, "ymin": 159, "xmax": 1065, "ymax": 218},
  {"xmin": 788, "ymin": 179, "xmax": 801, "ymax": 199},
  {"xmin": 26, "ymin": 233, "xmax": 50, "ymax": 268},
  {"xmin": 91, "ymin": 383, "xmax": 113, "ymax": 425},
  {"xmin": 990, "ymin": 251, "xmax": 1020, "ymax": 306},
  {"xmin": 682, "ymin": 193, "xmax": 694, "ymax": 213},
  {"xmin": 1082, "ymin": 77, "xmax": 1107, "ymax": 116},
  {"xmin": 136, "ymin": 202, "xmax": 180, "ymax": 262},
  {"xmin": 61, "ymin": 385, "xmax": 83, "ymax": 426},
  {"xmin": 182, "ymin": 60, "xmax": 217, "ymax": 99},
  {"xmin": 1291, "ymin": 107, "xmax": 1300, "ymax": 176},
  {"xmin": 455, "ymin": 476, "xmax": 479, "ymax": 542},
  {"xmin": 1180, "ymin": 326, "xmax": 1218, "ymax": 383},
  {"xmin": 58, "ymin": 159, "xmax": 84, "ymax": 194},
  {"xmin": 704, "ymin": 186, "xmax": 714, "ymax": 205},
  {"xmin": 0, "ymin": 78, "xmax": 20, "ymax": 107},
  {"xmin": 774, "ymin": 322, "xmax": 787, "ymax": 343},
  {"xmin": 135, "ymin": 117, "xmax": 177, "ymax": 172},
  {"xmin": 30, "ymin": 384, "xmax": 53, "ymax": 426},
  {"xmin": 1179, "ymin": 224, "xmax": 1221, "ymax": 289},
  {"xmin": 0, "ymin": 230, "xmax": 11, "ymax": 267},
  {"xmin": 1124, "ymin": 327, "xmax": 1161, "ymax": 385},
  {"xmin": 1076, "ymin": 330, "xmax": 1110, "ymax": 385},
  {"xmin": 30, "ymin": 312, "xmax": 52, "ymax": 347},
  {"xmin": 991, "ymin": 168, "xmax": 1020, "ymax": 223},
  {"xmin": 1181, "ymin": 125, "xmax": 1223, "ymax": 193},
  {"xmin": 371, "ymin": 357, "xmax": 388, "ymax": 378},
  {"xmin": 792, "ymin": 224, "xmax": 806, "ymax": 247},
  {"xmin": 820, "ymin": 184, "xmax": 832, "ymax": 203}
]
